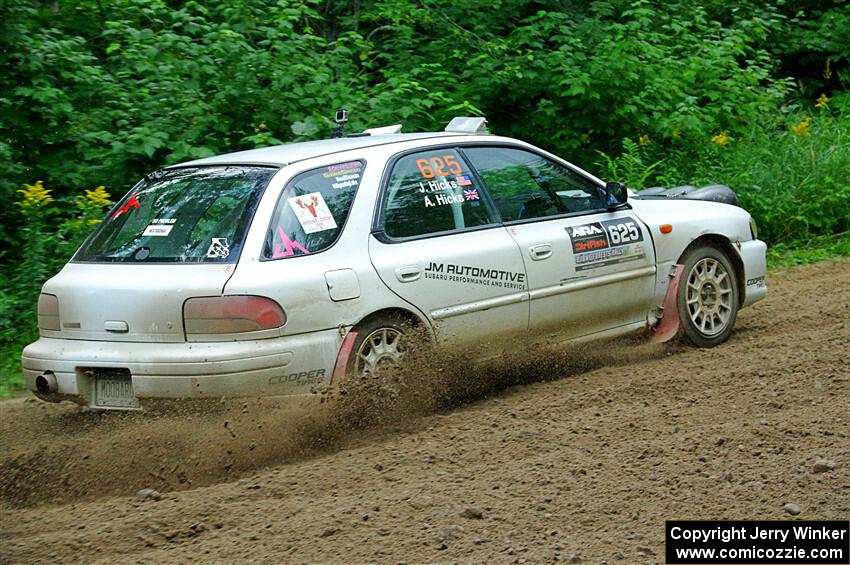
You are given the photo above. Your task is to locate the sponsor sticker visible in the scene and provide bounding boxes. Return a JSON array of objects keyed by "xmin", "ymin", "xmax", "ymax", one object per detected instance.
[
  {"xmin": 268, "ymin": 368, "xmax": 327, "ymax": 387},
  {"xmin": 142, "ymin": 224, "xmax": 174, "ymax": 237},
  {"xmin": 206, "ymin": 237, "xmax": 230, "ymax": 258},
  {"xmin": 566, "ymin": 218, "xmax": 646, "ymax": 271},
  {"xmin": 323, "ymin": 161, "xmax": 362, "ymax": 176},
  {"xmin": 424, "ymin": 262, "xmax": 526, "ymax": 290},
  {"xmin": 288, "ymin": 192, "xmax": 338, "ymax": 234}
]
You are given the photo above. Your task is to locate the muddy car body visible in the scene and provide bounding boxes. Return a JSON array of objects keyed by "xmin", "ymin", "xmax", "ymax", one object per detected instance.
[{"xmin": 23, "ymin": 118, "xmax": 768, "ymax": 410}]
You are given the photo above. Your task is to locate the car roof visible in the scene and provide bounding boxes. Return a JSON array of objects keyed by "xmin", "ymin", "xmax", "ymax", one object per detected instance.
[{"xmin": 170, "ymin": 132, "xmax": 471, "ymax": 168}]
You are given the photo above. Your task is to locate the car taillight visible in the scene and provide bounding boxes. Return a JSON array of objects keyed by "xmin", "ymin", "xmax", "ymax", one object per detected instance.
[
  {"xmin": 38, "ymin": 293, "xmax": 60, "ymax": 331},
  {"xmin": 183, "ymin": 296, "xmax": 286, "ymax": 335}
]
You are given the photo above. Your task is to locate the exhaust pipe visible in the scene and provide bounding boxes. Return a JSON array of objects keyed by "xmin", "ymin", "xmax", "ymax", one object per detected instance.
[{"xmin": 35, "ymin": 371, "xmax": 58, "ymax": 394}]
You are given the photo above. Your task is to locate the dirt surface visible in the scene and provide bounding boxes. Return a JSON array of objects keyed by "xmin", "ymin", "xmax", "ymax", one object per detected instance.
[{"xmin": 1, "ymin": 259, "xmax": 848, "ymax": 564}]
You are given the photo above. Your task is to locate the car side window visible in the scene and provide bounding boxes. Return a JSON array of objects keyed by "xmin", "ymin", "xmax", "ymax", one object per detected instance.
[
  {"xmin": 381, "ymin": 149, "xmax": 496, "ymax": 238},
  {"xmin": 463, "ymin": 147, "xmax": 606, "ymax": 221},
  {"xmin": 263, "ymin": 161, "xmax": 363, "ymax": 259}
]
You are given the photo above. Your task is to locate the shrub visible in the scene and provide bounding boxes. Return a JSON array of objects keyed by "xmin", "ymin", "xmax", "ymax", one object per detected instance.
[{"xmin": 0, "ymin": 183, "xmax": 113, "ymax": 396}]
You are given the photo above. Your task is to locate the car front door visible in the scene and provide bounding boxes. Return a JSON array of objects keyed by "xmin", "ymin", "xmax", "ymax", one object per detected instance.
[
  {"xmin": 368, "ymin": 147, "xmax": 529, "ymax": 346},
  {"xmin": 463, "ymin": 145, "xmax": 657, "ymax": 339}
]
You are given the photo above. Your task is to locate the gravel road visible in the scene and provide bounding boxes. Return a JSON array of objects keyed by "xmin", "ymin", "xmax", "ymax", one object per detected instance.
[{"xmin": 1, "ymin": 259, "xmax": 848, "ymax": 564}]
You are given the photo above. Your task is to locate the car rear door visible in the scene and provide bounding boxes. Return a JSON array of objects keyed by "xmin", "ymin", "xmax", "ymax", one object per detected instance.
[
  {"xmin": 463, "ymin": 145, "xmax": 656, "ymax": 339},
  {"xmin": 368, "ymin": 147, "xmax": 529, "ymax": 345}
]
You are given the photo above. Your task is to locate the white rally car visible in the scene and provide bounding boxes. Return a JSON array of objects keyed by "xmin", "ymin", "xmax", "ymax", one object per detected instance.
[{"xmin": 23, "ymin": 117, "xmax": 767, "ymax": 410}]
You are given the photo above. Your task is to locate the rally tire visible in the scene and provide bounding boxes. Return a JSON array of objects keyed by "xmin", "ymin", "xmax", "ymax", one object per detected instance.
[
  {"xmin": 347, "ymin": 315, "xmax": 412, "ymax": 379},
  {"xmin": 677, "ymin": 244, "xmax": 739, "ymax": 348}
]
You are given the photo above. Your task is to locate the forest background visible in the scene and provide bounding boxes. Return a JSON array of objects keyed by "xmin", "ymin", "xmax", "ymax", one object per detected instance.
[{"xmin": 1, "ymin": 0, "xmax": 847, "ymax": 394}]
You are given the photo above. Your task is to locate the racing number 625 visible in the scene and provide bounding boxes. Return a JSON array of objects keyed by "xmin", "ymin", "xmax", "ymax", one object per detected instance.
[
  {"xmin": 416, "ymin": 155, "xmax": 463, "ymax": 179},
  {"xmin": 608, "ymin": 221, "xmax": 640, "ymax": 244}
]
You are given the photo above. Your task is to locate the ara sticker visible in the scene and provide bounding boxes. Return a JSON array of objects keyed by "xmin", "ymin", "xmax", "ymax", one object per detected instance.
[
  {"xmin": 112, "ymin": 193, "xmax": 141, "ymax": 219},
  {"xmin": 566, "ymin": 218, "xmax": 646, "ymax": 271},
  {"xmin": 288, "ymin": 192, "xmax": 337, "ymax": 234},
  {"xmin": 143, "ymin": 224, "xmax": 174, "ymax": 237},
  {"xmin": 206, "ymin": 238, "xmax": 230, "ymax": 258}
]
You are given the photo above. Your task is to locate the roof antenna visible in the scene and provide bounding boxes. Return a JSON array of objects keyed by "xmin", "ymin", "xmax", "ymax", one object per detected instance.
[{"xmin": 332, "ymin": 108, "xmax": 349, "ymax": 138}]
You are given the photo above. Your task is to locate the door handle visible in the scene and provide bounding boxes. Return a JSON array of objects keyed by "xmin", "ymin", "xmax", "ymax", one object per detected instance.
[
  {"xmin": 529, "ymin": 244, "xmax": 553, "ymax": 261},
  {"xmin": 394, "ymin": 265, "xmax": 421, "ymax": 283}
]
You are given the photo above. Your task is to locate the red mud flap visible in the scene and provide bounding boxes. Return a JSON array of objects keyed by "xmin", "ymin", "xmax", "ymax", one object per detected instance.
[
  {"xmin": 651, "ymin": 264, "xmax": 684, "ymax": 344},
  {"xmin": 330, "ymin": 331, "xmax": 358, "ymax": 386}
]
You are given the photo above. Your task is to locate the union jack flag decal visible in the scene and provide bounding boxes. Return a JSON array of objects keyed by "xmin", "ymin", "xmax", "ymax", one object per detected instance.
[{"xmin": 463, "ymin": 188, "xmax": 480, "ymax": 201}]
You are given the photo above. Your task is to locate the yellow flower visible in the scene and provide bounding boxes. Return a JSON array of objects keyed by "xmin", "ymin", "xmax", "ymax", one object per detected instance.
[
  {"xmin": 671, "ymin": 129, "xmax": 681, "ymax": 138},
  {"xmin": 791, "ymin": 116, "xmax": 813, "ymax": 136},
  {"xmin": 815, "ymin": 93, "xmax": 829, "ymax": 109},
  {"xmin": 83, "ymin": 185, "xmax": 112, "ymax": 207},
  {"xmin": 711, "ymin": 131, "xmax": 729, "ymax": 146},
  {"xmin": 16, "ymin": 180, "xmax": 54, "ymax": 211},
  {"xmin": 638, "ymin": 134, "xmax": 651, "ymax": 146}
]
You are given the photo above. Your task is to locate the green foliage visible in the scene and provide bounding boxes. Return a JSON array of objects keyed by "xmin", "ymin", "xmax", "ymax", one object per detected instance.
[
  {"xmin": 767, "ymin": 232, "xmax": 850, "ymax": 270},
  {"xmin": 0, "ymin": 184, "xmax": 113, "ymax": 396},
  {"xmin": 656, "ymin": 92, "xmax": 850, "ymax": 245},
  {"xmin": 596, "ymin": 139, "xmax": 664, "ymax": 189}
]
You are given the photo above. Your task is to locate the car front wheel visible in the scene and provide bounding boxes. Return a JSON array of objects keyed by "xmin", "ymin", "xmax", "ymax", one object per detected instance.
[{"xmin": 677, "ymin": 245, "xmax": 739, "ymax": 347}]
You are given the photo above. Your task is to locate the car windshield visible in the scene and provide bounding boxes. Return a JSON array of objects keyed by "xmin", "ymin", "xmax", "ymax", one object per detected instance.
[{"xmin": 74, "ymin": 166, "xmax": 277, "ymax": 263}]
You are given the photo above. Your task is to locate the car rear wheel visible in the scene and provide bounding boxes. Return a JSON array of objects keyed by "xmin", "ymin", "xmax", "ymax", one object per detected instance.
[
  {"xmin": 677, "ymin": 245, "xmax": 739, "ymax": 347},
  {"xmin": 349, "ymin": 316, "xmax": 411, "ymax": 378}
]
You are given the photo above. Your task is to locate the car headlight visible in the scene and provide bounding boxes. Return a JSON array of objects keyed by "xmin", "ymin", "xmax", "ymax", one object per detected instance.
[{"xmin": 749, "ymin": 216, "xmax": 758, "ymax": 240}]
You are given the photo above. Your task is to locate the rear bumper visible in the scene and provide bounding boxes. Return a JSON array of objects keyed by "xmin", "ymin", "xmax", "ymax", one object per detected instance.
[
  {"xmin": 21, "ymin": 329, "xmax": 342, "ymax": 407},
  {"xmin": 739, "ymin": 239, "xmax": 768, "ymax": 307}
]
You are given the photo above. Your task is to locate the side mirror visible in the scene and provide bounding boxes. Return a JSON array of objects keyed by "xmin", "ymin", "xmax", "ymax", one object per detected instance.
[{"xmin": 605, "ymin": 181, "xmax": 628, "ymax": 208}]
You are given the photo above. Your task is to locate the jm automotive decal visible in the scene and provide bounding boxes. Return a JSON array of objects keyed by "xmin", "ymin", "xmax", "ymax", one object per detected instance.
[
  {"xmin": 566, "ymin": 218, "xmax": 646, "ymax": 271},
  {"xmin": 424, "ymin": 262, "xmax": 526, "ymax": 290}
]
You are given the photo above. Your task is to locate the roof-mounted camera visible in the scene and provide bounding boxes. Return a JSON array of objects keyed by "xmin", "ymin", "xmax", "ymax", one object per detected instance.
[{"xmin": 332, "ymin": 108, "xmax": 349, "ymax": 138}]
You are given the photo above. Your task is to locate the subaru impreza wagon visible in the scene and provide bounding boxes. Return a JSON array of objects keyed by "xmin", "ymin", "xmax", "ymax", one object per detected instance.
[{"xmin": 23, "ymin": 117, "xmax": 767, "ymax": 410}]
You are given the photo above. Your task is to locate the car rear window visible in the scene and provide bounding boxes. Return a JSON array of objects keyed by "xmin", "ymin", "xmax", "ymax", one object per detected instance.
[
  {"xmin": 74, "ymin": 166, "xmax": 276, "ymax": 263},
  {"xmin": 262, "ymin": 161, "xmax": 364, "ymax": 260}
]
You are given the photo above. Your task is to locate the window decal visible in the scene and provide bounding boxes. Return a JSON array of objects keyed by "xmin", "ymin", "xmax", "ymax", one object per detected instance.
[
  {"xmin": 206, "ymin": 238, "xmax": 230, "ymax": 259},
  {"xmin": 381, "ymin": 149, "xmax": 495, "ymax": 238},
  {"xmin": 272, "ymin": 227, "xmax": 311, "ymax": 258},
  {"xmin": 142, "ymin": 224, "xmax": 174, "ymax": 237},
  {"xmin": 112, "ymin": 193, "xmax": 140, "ymax": 219},
  {"xmin": 287, "ymin": 192, "xmax": 338, "ymax": 234}
]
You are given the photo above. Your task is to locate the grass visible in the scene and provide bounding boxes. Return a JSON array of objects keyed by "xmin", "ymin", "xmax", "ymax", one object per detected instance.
[{"xmin": 766, "ymin": 231, "xmax": 850, "ymax": 269}]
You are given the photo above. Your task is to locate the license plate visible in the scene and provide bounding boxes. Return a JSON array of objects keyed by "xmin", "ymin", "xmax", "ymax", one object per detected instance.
[{"xmin": 93, "ymin": 371, "xmax": 139, "ymax": 409}]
